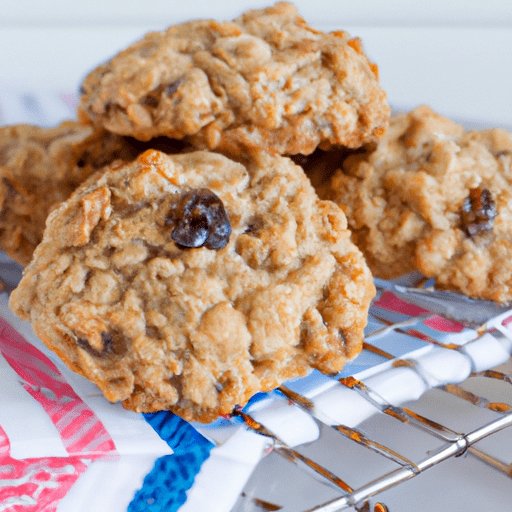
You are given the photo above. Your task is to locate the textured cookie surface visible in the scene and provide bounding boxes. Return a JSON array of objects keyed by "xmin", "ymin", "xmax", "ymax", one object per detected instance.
[
  {"xmin": 322, "ymin": 105, "xmax": 512, "ymax": 302},
  {"xmin": 0, "ymin": 122, "xmax": 188, "ymax": 266},
  {"xmin": 78, "ymin": 2, "xmax": 389, "ymax": 155},
  {"xmin": 10, "ymin": 148, "xmax": 374, "ymax": 422},
  {"xmin": 0, "ymin": 122, "xmax": 138, "ymax": 265}
]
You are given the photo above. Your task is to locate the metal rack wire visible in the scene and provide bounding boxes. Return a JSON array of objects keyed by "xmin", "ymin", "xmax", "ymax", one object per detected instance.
[{"xmin": 231, "ymin": 290, "xmax": 512, "ymax": 512}]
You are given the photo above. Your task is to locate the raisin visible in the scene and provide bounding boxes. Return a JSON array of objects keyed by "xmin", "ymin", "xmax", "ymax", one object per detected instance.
[
  {"xmin": 141, "ymin": 95, "xmax": 159, "ymax": 108},
  {"xmin": 166, "ymin": 81, "xmax": 181, "ymax": 96},
  {"xmin": 76, "ymin": 330, "xmax": 128, "ymax": 359},
  {"xmin": 460, "ymin": 187, "xmax": 497, "ymax": 239},
  {"xmin": 170, "ymin": 188, "xmax": 231, "ymax": 250},
  {"xmin": 1, "ymin": 178, "xmax": 18, "ymax": 200},
  {"xmin": 140, "ymin": 82, "xmax": 181, "ymax": 110},
  {"xmin": 243, "ymin": 215, "xmax": 265, "ymax": 235}
]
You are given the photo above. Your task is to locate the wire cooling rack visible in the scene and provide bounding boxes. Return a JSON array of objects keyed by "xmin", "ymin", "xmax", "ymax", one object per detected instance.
[
  {"xmin": 230, "ymin": 287, "xmax": 512, "ymax": 512},
  {"xmin": 2, "ymin": 248, "xmax": 511, "ymax": 511}
]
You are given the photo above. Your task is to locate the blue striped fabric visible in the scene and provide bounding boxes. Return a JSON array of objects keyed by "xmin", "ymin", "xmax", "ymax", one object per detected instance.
[{"xmin": 128, "ymin": 412, "xmax": 214, "ymax": 512}]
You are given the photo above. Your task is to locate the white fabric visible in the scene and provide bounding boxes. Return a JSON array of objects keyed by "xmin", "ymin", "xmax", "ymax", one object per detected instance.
[{"xmin": 0, "ymin": 296, "xmax": 174, "ymax": 460}]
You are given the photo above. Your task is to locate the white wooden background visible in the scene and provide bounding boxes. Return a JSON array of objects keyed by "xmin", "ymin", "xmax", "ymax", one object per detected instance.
[{"xmin": 1, "ymin": 0, "xmax": 512, "ymax": 128}]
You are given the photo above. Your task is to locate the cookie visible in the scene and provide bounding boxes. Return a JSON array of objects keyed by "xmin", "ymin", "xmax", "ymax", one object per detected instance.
[
  {"xmin": 10, "ymin": 148, "xmax": 375, "ymax": 423},
  {"xmin": 0, "ymin": 121, "xmax": 187, "ymax": 266},
  {"xmin": 321, "ymin": 105, "xmax": 512, "ymax": 302},
  {"xmin": 77, "ymin": 2, "xmax": 389, "ymax": 155}
]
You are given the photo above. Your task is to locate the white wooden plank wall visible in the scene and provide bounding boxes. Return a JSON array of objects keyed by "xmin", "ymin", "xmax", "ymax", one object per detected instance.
[{"xmin": 2, "ymin": 0, "xmax": 512, "ymax": 27}]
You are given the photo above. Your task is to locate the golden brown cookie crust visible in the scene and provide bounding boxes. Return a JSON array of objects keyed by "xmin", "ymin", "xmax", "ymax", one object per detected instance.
[
  {"xmin": 78, "ymin": 2, "xmax": 389, "ymax": 155},
  {"xmin": 10, "ymin": 148, "xmax": 375, "ymax": 422},
  {"xmin": 0, "ymin": 122, "xmax": 190, "ymax": 266},
  {"xmin": 322, "ymin": 105, "xmax": 512, "ymax": 302},
  {"xmin": 0, "ymin": 122, "xmax": 137, "ymax": 265}
]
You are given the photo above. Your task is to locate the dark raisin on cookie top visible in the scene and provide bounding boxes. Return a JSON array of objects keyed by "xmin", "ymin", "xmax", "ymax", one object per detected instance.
[
  {"xmin": 168, "ymin": 188, "xmax": 232, "ymax": 250},
  {"xmin": 76, "ymin": 330, "xmax": 128, "ymax": 359},
  {"xmin": 460, "ymin": 187, "xmax": 497, "ymax": 240}
]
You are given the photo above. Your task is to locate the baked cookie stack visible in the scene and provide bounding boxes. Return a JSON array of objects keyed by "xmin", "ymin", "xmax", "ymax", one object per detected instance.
[{"xmin": 6, "ymin": 2, "xmax": 386, "ymax": 422}]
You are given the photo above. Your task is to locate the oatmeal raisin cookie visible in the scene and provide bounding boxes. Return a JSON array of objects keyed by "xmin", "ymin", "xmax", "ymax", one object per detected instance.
[
  {"xmin": 322, "ymin": 105, "xmax": 512, "ymax": 302},
  {"xmin": 77, "ymin": 2, "xmax": 389, "ymax": 155},
  {"xmin": 10, "ymin": 148, "xmax": 375, "ymax": 422}
]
